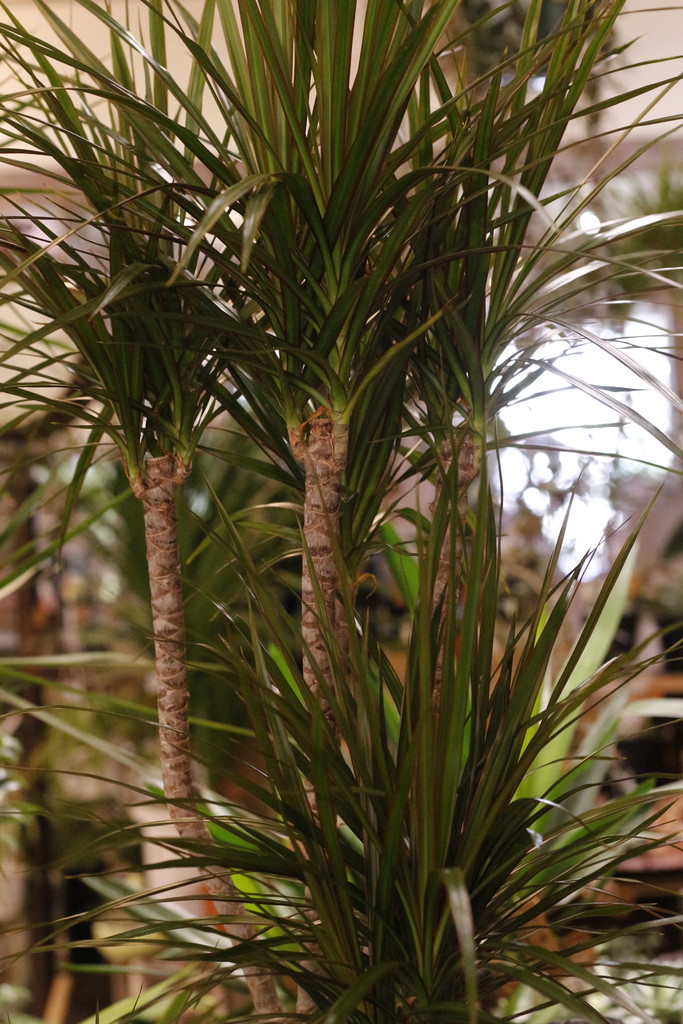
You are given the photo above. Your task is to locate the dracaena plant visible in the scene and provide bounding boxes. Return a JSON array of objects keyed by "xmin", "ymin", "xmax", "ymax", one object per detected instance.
[
  {"xmin": 1, "ymin": 0, "xmax": 683, "ymax": 1021},
  {"xmin": 0, "ymin": 4, "xmax": 285, "ymax": 1011}
]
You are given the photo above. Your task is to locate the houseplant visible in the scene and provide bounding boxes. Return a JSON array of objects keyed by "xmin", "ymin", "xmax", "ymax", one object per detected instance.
[{"xmin": 1, "ymin": 0, "xmax": 683, "ymax": 1020}]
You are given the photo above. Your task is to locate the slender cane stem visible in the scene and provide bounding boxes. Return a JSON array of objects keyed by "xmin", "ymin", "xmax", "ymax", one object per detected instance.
[
  {"xmin": 133, "ymin": 454, "xmax": 281, "ymax": 1017},
  {"xmin": 292, "ymin": 416, "xmax": 348, "ymax": 1013},
  {"xmin": 299, "ymin": 416, "xmax": 347, "ymax": 716}
]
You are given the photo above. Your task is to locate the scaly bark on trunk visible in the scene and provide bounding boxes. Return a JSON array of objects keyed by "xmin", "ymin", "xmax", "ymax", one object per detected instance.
[
  {"xmin": 292, "ymin": 415, "xmax": 348, "ymax": 1014},
  {"xmin": 431, "ymin": 434, "xmax": 479, "ymax": 711},
  {"xmin": 133, "ymin": 454, "xmax": 280, "ymax": 1017},
  {"xmin": 297, "ymin": 416, "xmax": 348, "ymax": 717}
]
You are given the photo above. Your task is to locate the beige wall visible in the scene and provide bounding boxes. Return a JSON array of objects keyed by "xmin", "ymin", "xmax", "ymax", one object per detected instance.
[{"xmin": 610, "ymin": 0, "xmax": 683, "ymax": 146}]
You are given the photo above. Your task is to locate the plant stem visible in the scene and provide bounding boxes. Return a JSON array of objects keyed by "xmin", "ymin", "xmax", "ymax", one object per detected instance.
[
  {"xmin": 299, "ymin": 416, "xmax": 348, "ymax": 717},
  {"xmin": 293, "ymin": 416, "xmax": 348, "ymax": 1013},
  {"xmin": 132, "ymin": 454, "xmax": 281, "ymax": 1017}
]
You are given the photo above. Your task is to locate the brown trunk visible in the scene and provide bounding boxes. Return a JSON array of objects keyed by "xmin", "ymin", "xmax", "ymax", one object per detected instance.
[
  {"xmin": 292, "ymin": 415, "xmax": 347, "ymax": 1014},
  {"xmin": 133, "ymin": 454, "xmax": 280, "ymax": 1017},
  {"xmin": 298, "ymin": 416, "xmax": 347, "ymax": 716},
  {"xmin": 431, "ymin": 434, "xmax": 479, "ymax": 711}
]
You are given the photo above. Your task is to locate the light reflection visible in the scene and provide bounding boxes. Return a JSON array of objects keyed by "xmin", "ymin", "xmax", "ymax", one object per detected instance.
[{"xmin": 498, "ymin": 304, "xmax": 672, "ymax": 575}]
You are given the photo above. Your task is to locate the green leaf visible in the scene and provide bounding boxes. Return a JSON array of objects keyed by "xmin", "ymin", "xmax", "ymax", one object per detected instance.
[
  {"xmin": 443, "ymin": 868, "xmax": 478, "ymax": 1024},
  {"xmin": 75, "ymin": 967, "xmax": 198, "ymax": 1024},
  {"xmin": 168, "ymin": 174, "xmax": 276, "ymax": 283},
  {"xmin": 319, "ymin": 962, "xmax": 398, "ymax": 1024}
]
